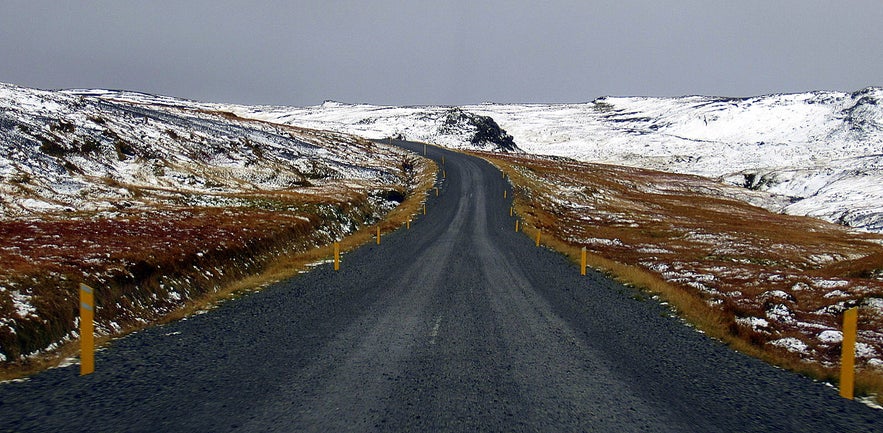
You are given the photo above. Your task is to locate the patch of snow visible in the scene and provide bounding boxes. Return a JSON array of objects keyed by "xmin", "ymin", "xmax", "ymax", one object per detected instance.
[
  {"xmin": 818, "ymin": 330, "xmax": 843, "ymax": 344},
  {"xmin": 642, "ymin": 262, "xmax": 670, "ymax": 273},
  {"xmin": 769, "ymin": 337, "xmax": 810, "ymax": 354},
  {"xmin": 813, "ymin": 279, "xmax": 850, "ymax": 289},
  {"xmin": 583, "ymin": 238, "xmax": 624, "ymax": 246},
  {"xmin": 856, "ymin": 396, "xmax": 883, "ymax": 410},
  {"xmin": 857, "ymin": 342, "xmax": 878, "ymax": 359},
  {"xmin": 766, "ymin": 303, "xmax": 796, "ymax": 324},
  {"xmin": 636, "ymin": 246, "xmax": 672, "ymax": 254},
  {"xmin": 11, "ymin": 290, "xmax": 36, "ymax": 318},
  {"xmin": 791, "ymin": 282, "xmax": 812, "ymax": 291},
  {"xmin": 760, "ymin": 290, "xmax": 793, "ymax": 301},
  {"xmin": 736, "ymin": 316, "xmax": 770, "ymax": 332},
  {"xmin": 19, "ymin": 199, "xmax": 65, "ymax": 212},
  {"xmin": 865, "ymin": 298, "xmax": 883, "ymax": 310}
]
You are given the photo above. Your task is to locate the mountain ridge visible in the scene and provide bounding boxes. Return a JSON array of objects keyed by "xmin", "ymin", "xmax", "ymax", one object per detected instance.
[
  {"xmin": 0, "ymin": 82, "xmax": 413, "ymax": 218},
  {"xmin": 173, "ymin": 86, "xmax": 883, "ymax": 233},
  {"xmin": 5, "ymin": 81, "xmax": 880, "ymax": 232}
]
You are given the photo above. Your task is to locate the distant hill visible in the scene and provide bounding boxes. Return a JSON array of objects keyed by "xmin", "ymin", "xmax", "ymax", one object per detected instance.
[
  {"xmin": 0, "ymin": 83, "xmax": 410, "ymax": 218},
  {"xmin": 205, "ymin": 89, "xmax": 883, "ymax": 233}
]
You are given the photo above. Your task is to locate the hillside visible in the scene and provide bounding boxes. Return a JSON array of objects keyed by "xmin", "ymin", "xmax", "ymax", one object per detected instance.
[
  {"xmin": 208, "ymin": 89, "xmax": 883, "ymax": 233},
  {"xmin": 0, "ymin": 83, "xmax": 419, "ymax": 217},
  {"xmin": 483, "ymin": 151, "xmax": 883, "ymax": 383},
  {"xmin": 0, "ymin": 83, "xmax": 432, "ymax": 368},
  {"xmin": 470, "ymin": 89, "xmax": 883, "ymax": 232}
]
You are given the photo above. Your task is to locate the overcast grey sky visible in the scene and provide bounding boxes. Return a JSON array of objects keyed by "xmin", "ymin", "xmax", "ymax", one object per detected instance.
[{"xmin": 1, "ymin": 1, "xmax": 881, "ymax": 106}]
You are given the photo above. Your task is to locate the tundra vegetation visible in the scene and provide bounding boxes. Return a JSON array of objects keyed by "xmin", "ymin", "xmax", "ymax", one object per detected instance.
[
  {"xmin": 0, "ymin": 83, "xmax": 436, "ymax": 378},
  {"xmin": 481, "ymin": 151, "xmax": 883, "ymax": 402}
]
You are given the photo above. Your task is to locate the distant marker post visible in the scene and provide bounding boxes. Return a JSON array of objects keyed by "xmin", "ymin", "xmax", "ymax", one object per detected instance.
[
  {"xmin": 376, "ymin": 226, "xmax": 381, "ymax": 245},
  {"xmin": 840, "ymin": 307, "xmax": 858, "ymax": 399},
  {"xmin": 535, "ymin": 231, "xmax": 541, "ymax": 247},
  {"xmin": 515, "ymin": 220, "xmax": 519, "ymax": 232},
  {"xmin": 333, "ymin": 242, "xmax": 340, "ymax": 271},
  {"xmin": 80, "ymin": 283, "xmax": 95, "ymax": 376}
]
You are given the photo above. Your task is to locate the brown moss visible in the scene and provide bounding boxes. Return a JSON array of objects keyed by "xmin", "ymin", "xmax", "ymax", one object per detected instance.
[
  {"xmin": 0, "ymin": 158, "xmax": 437, "ymax": 380},
  {"xmin": 477, "ymin": 150, "xmax": 883, "ymax": 403}
]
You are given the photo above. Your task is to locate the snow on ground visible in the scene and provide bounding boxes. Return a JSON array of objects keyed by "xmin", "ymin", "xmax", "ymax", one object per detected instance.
[
  {"xmin": 0, "ymin": 82, "xmax": 432, "ymax": 364},
  {"xmin": 132, "ymin": 88, "xmax": 883, "ymax": 233},
  {"xmin": 0, "ymin": 82, "xmax": 416, "ymax": 218},
  {"xmin": 469, "ymin": 90, "xmax": 883, "ymax": 232}
]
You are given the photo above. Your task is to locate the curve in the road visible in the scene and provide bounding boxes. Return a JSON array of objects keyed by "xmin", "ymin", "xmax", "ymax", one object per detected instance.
[{"xmin": 0, "ymin": 141, "xmax": 879, "ymax": 432}]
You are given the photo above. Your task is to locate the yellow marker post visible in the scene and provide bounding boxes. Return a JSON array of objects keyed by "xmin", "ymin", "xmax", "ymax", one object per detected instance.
[
  {"xmin": 443, "ymin": 170, "xmax": 446, "ymax": 179},
  {"xmin": 423, "ymin": 203, "xmax": 427, "ymax": 215},
  {"xmin": 333, "ymin": 242, "xmax": 340, "ymax": 271},
  {"xmin": 581, "ymin": 247, "xmax": 587, "ymax": 276},
  {"xmin": 509, "ymin": 207, "xmax": 514, "ymax": 217},
  {"xmin": 376, "ymin": 226, "xmax": 381, "ymax": 245},
  {"xmin": 80, "ymin": 283, "xmax": 95, "ymax": 376},
  {"xmin": 407, "ymin": 219, "xmax": 411, "ymax": 229},
  {"xmin": 435, "ymin": 187, "xmax": 439, "ymax": 197},
  {"xmin": 840, "ymin": 307, "xmax": 858, "ymax": 399},
  {"xmin": 535, "ymin": 231, "xmax": 541, "ymax": 247},
  {"xmin": 515, "ymin": 220, "xmax": 519, "ymax": 232},
  {"xmin": 504, "ymin": 190, "xmax": 507, "ymax": 199},
  {"xmin": 442, "ymin": 156, "xmax": 445, "ymax": 165}
]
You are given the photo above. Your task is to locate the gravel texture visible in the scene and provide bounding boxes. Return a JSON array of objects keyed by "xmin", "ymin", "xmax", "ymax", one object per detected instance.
[{"xmin": 0, "ymin": 141, "xmax": 879, "ymax": 432}]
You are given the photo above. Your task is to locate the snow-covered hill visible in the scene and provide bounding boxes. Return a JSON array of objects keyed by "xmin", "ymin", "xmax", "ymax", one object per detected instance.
[
  {"xmin": 191, "ymin": 89, "xmax": 883, "ymax": 233},
  {"xmin": 80, "ymin": 92, "xmax": 520, "ymax": 153},
  {"xmin": 469, "ymin": 89, "xmax": 883, "ymax": 233},
  {"xmin": 0, "ymin": 83, "xmax": 412, "ymax": 218},
  {"xmin": 0, "ymin": 83, "xmax": 435, "ymax": 365},
  {"xmin": 28, "ymin": 83, "xmax": 882, "ymax": 232}
]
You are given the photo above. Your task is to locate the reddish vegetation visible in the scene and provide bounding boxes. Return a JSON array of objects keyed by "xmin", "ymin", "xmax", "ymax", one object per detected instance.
[
  {"xmin": 481, "ymin": 151, "xmax": 883, "ymax": 396},
  {"xmin": 0, "ymin": 191, "xmax": 375, "ymax": 363}
]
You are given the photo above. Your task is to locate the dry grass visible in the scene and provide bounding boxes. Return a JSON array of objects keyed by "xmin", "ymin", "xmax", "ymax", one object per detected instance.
[
  {"xmin": 477, "ymin": 151, "xmax": 883, "ymax": 402},
  {"xmin": 0, "ymin": 160, "xmax": 437, "ymax": 380}
]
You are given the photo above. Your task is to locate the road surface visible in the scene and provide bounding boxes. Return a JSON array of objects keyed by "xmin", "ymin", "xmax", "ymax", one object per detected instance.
[{"xmin": 0, "ymin": 141, "xmax": 879, "ymax": 432}]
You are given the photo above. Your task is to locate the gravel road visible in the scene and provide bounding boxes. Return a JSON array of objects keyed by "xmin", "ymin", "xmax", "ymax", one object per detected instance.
[{"xmin": 0, "ymin": 140, "xmax": 879, "ymax": 432}]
